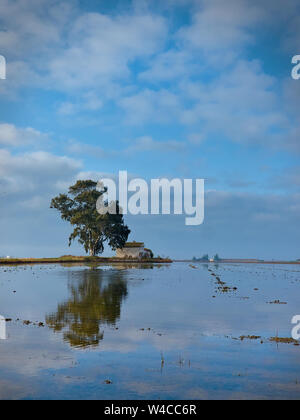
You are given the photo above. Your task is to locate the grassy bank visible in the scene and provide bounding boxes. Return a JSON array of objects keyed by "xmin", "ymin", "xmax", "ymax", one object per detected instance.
[{"xmin": 0, "ymin": 256, "xmax": 172, "ymax": 265}]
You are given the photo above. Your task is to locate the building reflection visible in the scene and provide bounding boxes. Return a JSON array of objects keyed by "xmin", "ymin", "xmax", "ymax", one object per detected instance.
[{"xmin": 46, "ymin": 268, "xmax": 128, "ymax": 349}]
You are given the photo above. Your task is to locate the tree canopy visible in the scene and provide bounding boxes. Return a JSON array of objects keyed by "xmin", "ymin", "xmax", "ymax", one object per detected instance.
[{"xmin": 50, "ymin": 180, "xmax": 130, "ymax": 256}]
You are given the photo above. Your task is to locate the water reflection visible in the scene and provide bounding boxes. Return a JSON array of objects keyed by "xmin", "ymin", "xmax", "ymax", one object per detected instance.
[
  {"xmin": 200, "ymin": 263, "xmax": 219, "ymax": 270},
  {"xmin": 59, "ymin": 262, "xmax": 163, "ymax": 270},
  {"xmin": 1, "ymin": 263, "xmax": 300, "ymax": 399},
  {"xmin": 46, "ymin": 268, "xmax": 128, "ymax": 348}
]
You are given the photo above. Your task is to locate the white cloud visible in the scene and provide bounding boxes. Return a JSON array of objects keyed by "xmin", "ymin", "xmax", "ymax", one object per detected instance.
[
  {"xmin": 66, "ymin": 141, "xmax": 107, "ymax": 158},
  {"xmin": 0, "ymin": 145, "xmax": 83, "ymax": 255},
  {"xmin": 48, "ymin": 12, "xmax": 167, "ymax": 92},
  {"xmin": 177, "ymin": 60, "xmax": 298, "ymax": 149},
  {"xmin": 0, "ymin": 123, "xmax": 48, "ymax": 147},
  {"xmin": 139, "ymin": 49, "xmax": 200, "ymax": 82},
  {"xmin": 125, "ymin": 136, "xmax": 185, "ymax": 154},
  {"xmin": 120, "ymin": 59, "xmax": 295, "ymax": 149},
  {"xmin": 0, "ymin": 0, "xmax": 75, "ymax": 56},
  {"xmin": 58, "ymin": 92, "xmax": 103, "ymax": 116},
  {"xmin": 58, "ymin": 102, "xmax": 78, "ymax": 116},
  {"xmin": 118, "ymin": 89, "xmax": 180, "ymax": 124},
  {"xmin": 176, "ymin": 0, "xmax": 264, "ymax": 66},
  {"xmin": 67, "ymin": 135, "xmax": 184, "ymax": 159},
  {"xmin": 270, "ymin": 166, "xmax": 300, "ymax": 190},
  {"xmin": 0, "ymin": 148, "xmax": 82, "ymax": 200},
  {"xmin": 187, "ymin": 133, "xmax": 206, "ymax": 145},
  {"xmin": 0, "ymin": 0, "xmax": 298, "ymax": 154},
  {"xmin": 0, "ymin": 1, "xmax": 167, "ymax": 97}
]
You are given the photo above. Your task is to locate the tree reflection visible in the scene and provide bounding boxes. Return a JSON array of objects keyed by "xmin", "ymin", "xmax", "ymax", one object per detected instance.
[{"xmin": 46, "ymin": 268, "xmax": 128, "ymax": 348}]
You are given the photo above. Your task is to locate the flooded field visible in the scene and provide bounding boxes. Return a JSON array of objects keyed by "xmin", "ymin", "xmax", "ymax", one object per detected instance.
[{"xmin": 0, "ymin": 262, "xmax": 300, "ymax": 400}]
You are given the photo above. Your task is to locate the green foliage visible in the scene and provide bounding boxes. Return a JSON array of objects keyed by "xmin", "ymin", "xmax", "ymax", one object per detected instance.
[{"xmin": 50, "ymin": 180, "xmax": 130, "ymax": 256}]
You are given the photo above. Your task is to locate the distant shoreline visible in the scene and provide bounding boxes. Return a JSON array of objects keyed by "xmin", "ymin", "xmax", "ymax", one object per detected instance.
[
  {"xmin": 176, "ymin": 259, "xmax": 300, "ymax": 264},
  {"xmin": 0, "ymin": 256, "xmax": 172, "ymax": 266},
  {"xmin": 1, "ymin": 257, "xmax": 299, "ymax": 266}
]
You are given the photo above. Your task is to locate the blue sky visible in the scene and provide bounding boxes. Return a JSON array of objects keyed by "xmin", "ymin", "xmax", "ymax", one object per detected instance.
[{"xmin": 0, "ymin": 0, "xmax": 299, "ymax": 259}]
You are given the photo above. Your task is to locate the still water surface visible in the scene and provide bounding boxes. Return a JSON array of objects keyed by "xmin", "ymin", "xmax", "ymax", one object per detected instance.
[{"xmin": 0, "ymin": 262, "xmax": 300, "ymax": 400}]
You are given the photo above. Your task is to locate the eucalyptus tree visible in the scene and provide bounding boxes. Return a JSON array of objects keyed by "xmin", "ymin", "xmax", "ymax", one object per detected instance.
[{"xmin": 51, "ymin": 180, "xmax": 130, "ymax": 256}]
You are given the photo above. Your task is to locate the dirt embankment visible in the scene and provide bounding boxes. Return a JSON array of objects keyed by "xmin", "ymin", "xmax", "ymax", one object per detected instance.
[{"xmin": 0, "ymin": 256, "xmax": 172, "ymax": 266}]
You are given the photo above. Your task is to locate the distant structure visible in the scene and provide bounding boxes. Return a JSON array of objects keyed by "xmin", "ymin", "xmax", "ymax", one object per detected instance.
[
  {"xmin": 116, "ymin": 242, "xmax": 153, "ymax": 259},
  {"xmin": 193, "ymin": 254, "xmax": 221, "ymax": 262}
]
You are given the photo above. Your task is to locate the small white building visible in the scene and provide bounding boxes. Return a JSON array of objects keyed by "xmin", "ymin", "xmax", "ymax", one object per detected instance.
[{"xmin": 116, "ymin": 242, "xmax": 152, "ymax": 259}]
